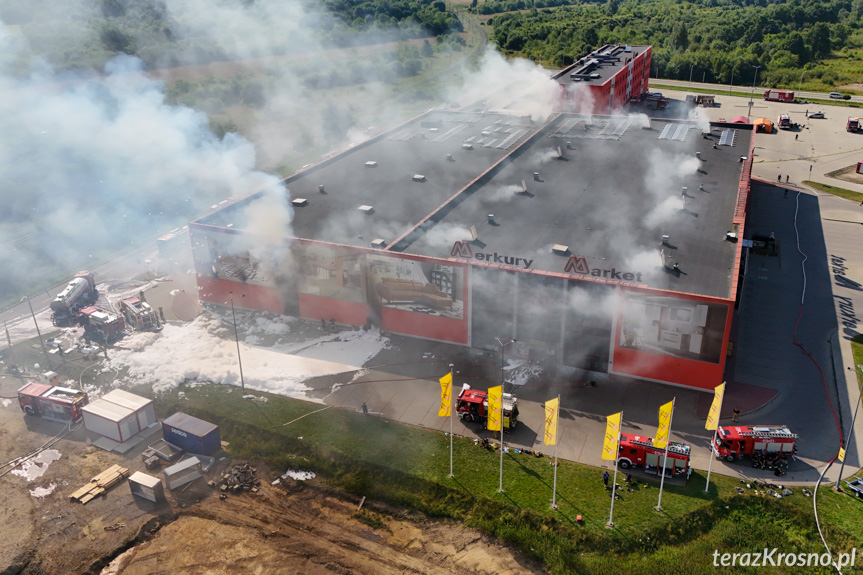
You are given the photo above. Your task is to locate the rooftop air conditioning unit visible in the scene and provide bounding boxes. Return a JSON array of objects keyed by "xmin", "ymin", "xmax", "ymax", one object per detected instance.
[
  {"xmin": 364, "ymin": 161, "xmax": 378, "ymax": 168},
  {"xmin": 358, "ymin": 205, "xmax": 374, "ymax": 215},
  {"xmin": 412, "ymin": 174, "xmax": 426, "ymax": 182},
  {"xmin": 552, "ymin": 244, "xmax": 569, "ymax": 255},
  {"xmin": 291, "ymin": 198, "xmax": 308, "ymax": 207},
  {"xmin": 371, "ymin": 239, "xmax": 386, "ymax": 249},
  {"xmin": 462, "ymin": 143, "xmax": 473, "ymax": 150}
]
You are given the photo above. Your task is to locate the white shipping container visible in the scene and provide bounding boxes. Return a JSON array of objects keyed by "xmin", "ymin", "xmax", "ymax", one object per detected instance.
[
  {"xmin": 82, "ymin": 399, "xmax": 140, "ymax": 443},
  {"xmin": 101, "ymin": 389, "xmax": 157, "ymax": 430}
]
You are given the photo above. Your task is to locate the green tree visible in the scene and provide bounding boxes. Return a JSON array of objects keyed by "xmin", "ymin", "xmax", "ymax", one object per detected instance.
[
  {"xmin": 808, "ymin": 22, "xmax": 832, "ymax": 59},
  {"xmin": 671, "ymin": 23, "xmax": 688, "ymax": 51}
]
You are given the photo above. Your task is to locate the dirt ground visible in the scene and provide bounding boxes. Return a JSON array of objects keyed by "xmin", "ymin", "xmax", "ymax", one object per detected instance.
[{"xmin": 0, "ymin": 371, "xmax": 545, "ymax": 575}]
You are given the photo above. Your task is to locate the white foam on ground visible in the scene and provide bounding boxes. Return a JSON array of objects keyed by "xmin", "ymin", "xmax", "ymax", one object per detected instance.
[
  {"xmin": 29, "ymin": 483, "xmax": 57, "ymax": 498},
  {"xmin": 280, "ymin": 469, "xmax": 316, "ymax": 481},
  {"xmin": 106, "ymin": 315, "xmax": 388, "ymax": 398},
  {"xmin": 11, "ymin": 449, "xmax": 62, "ymax": 481}
]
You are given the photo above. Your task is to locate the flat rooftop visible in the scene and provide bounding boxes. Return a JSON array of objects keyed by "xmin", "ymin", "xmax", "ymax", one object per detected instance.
[
  {"xmin": 405, "ymin": 114, "xmax": 749, "ymax": 298},
  {"xmin": 195, "ymin": 110, "xmax": 751, "ymax": 299},
  {"xmin": 552, "ymin": 44, "xmax": 650, "ymax": 86}
]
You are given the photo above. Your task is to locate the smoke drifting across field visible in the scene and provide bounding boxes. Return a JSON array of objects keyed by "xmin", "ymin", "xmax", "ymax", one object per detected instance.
[{"xmin": 0, "ymin": 0, "xmax": 571, "ymax": 303}]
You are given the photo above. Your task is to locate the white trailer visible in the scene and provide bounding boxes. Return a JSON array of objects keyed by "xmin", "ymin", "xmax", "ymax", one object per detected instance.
[
  {"xmin": 82, "ymin": 399, "xmax": 140, "ymax": 443},
  {"xmin": 100, "ymin": 389, "xmax": 157, "ymax": 431}
]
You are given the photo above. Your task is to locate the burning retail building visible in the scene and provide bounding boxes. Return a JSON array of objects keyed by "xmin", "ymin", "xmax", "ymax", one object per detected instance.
[{"xmin": 188, "ymin": 90, "xmax": 753, "ymax": 392}]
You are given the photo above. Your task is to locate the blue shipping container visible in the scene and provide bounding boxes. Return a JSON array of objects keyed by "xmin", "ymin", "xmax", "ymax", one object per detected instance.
[{"xmin": 162, "ymin": 412, "xmax": 221, "ymax": 455}]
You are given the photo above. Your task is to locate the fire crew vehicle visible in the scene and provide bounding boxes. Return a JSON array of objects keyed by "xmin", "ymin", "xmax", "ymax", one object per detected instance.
[
  {"xmin": 712, "ymin": 425, "xmax": 797, "ymax": 465},
  {"xmin": 617, "ymin": 433, "xmax": 692, "ymax": 479},
  {"xmin": 763, "ymin": 90, "xmax": 794, "ymax": 102},
  {"xmin": 119, "ymin": 296, "xmax": 160, "ymax": 331},
  {"xmin": 18, "ymin": 374, "xmax": 89, "ymax": 422},
  {"xmin": 50, "ymin": 271, "xmax": 98, "ymax": 326},
  {"xmin": 455, "ymin": 384, "xmax": 519, "ymax": 431},
  {"xmin": 847, "ymin": 117, "xmax": 860, "ymax": 133},
  {"xmin": 77, "ymin": 306, "xmax": 125, "ymax": 342},
  {"xmin": 777, "ymin": 114, "xmax": 791, "ymax": 129}
]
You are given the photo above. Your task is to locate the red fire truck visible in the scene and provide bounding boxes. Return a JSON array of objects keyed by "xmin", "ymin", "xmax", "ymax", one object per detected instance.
[
  {"xmin": 18, "ymin": 378, "xmax": 89, "ymax": 422},
  {"xmin": 712, "ymin": 425, "xmax": 797, "ymax": 468},
  {"xmin": 616, "ymin": 433, "xmax": 692, "ymax": 479},
  {"xmin": 763, "ymin": 90, "xmax": 794, "ymax": 102},
  {"xmin": 119, "ymin": 297, "xmax": 160, "ymax": 331},
  {"xmin": 78, "ymin": 306, "xmax": 126, "ymax": 343},
  {"xmin": 455, "ymin": 384, "xmax": 519, "ymax": 431}
]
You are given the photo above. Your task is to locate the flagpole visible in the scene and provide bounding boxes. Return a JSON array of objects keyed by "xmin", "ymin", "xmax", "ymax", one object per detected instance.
[
  {"xmin": 607, "ymin": 410, "xmax": 622, "ymax": 528},
  {"xmin": 448, "ymin": 364, "xmax": 454, "ymax": 478},
  {"xmin": 656, "ymin": 397, "xmax": 675, "ymax": 511},
  {"xmin": 705, "ymin": 391, "xmax": 725, "ymax": 493},
  {"xmin": 499, "ymin": 392, "xmax": 505, "ymax": 493},
  {"xmin": 551, "ymin": 394, "xmax": 560, "ymax": 510}
]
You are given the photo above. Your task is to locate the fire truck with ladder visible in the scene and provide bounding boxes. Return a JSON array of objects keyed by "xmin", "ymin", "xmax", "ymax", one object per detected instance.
[
  {"xmin": 847, "ymin": 117, "xmax": 860, "ymax": 133},
  {"xmin": 712, "ymin": 425, "xmax": 797, "ymax": 473},
  {"xmin": 17, "ymin": 373, "xmax": 89, "ymax": 422},
  {"xmin": 455, "ymin": 384, "xmax": 519, "ymax": 431},
  {"xmin": 616, "ymin": 433, "xmax": 692, "ymax": 479}
]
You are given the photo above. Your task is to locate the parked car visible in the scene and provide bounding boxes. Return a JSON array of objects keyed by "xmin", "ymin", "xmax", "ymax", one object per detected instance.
[
  {"xmin": 829, "ymin": 92, "xmax": 843, "ymax": 99},
  {"xmin": 808, "ymin": 111, "xmax": 825, "ymax": 119}
]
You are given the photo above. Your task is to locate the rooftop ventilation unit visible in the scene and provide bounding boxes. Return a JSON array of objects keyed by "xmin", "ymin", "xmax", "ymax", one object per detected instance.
[
  {"xmin": 364, "ymin": 161, "xmax": 378, "ymax": 168},
  {"xmin": 556, "ymin": 146, "xmax": 564, "ymax": 158},
  {"xmin": 358, "ymin": 205, "xmax": 374, "ymax": 215},
  {"xmin": 695, "ymin": 151, "xmax": 702, "ymax": 160},
  {"xmin": 318, "ymin": 184, "xmax": 326, "ymax": 193},
  {"xmin": 469, "ymin": 225, "xmax": 478, "ymax": 241},
  {"xmin": 412, "ymin": 174, "xmax": 426, "ymax": 182},
  {"xmin": 681, "ymin": 187, "xmax": 688, "ymax": 197},
  {"xmin": 446, "ymin": 153, "xmax": 454, "ymax": 161},
  {"xmin": 661, "ymin": 234, "xmax": 670, "ymax": 245},
  {"xmin": 533, "ymin": 172, "xmax": 541, "ymax": 181},
  {"xmin": 462, "ymin": 143, "xmax": 473, "ymax": 150},
  {"xmin": 487, "ymin": 214, "xmax": 495, "ymax": 224},
  {"xmin": 590, "ymin": 73, "xmax": 601, "ymax": 79},
  {"xmin": 520, "ymin": 179, "xmax": 527, "ymax": 193},
  {"xmin": 566, "ymin": 141, "xmax": 573, "ymax": 150},
  {"xmin": 291, "ymin": 198, "xmax": 308, "ymax": 207},
  {"xmin": 371, "ymin": 239, "xmax": 386, "ymax": 249},
  {"xmin": 552, "ymin": 244, "xmax": 569, "ymax": 255}
]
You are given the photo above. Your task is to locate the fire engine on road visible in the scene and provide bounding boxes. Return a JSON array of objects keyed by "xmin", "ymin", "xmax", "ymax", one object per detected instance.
[
  {"xmin": 713, "ymin": 425, "xmax": 797, "ymax": 473},
  {"xmin": 617, "ymin": 433, "xmax": 692, "ymax": 479},
  {"xmin": 455, "ymin": 384, "xmax": 519, "ymax": 431}
]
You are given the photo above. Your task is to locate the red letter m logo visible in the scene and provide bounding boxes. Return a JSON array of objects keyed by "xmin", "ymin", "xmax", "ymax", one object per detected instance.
[
  {"xmin": 564, "ymin": 255, "xmax": 591, "ymax": 274},
  {"xmin": 451, "ymin": 241, "xmax": 473, "ymax": 258}
]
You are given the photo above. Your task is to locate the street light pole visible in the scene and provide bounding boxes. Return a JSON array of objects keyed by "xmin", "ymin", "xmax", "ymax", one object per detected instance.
[
  {"xmin": 748, "ymin": 65, "xmax": 761, "ymax": 120},
  {"xmin": 835, "ymin": 365, "xmax": 863, "ymax": 490},
  {"xmin": 689, "ymin": 63, "xmax": 695, "ymax": 87},
  {"xmin": 798, "ymin": 70, "xmax": 806, "ymax": 96},
  {"xmin": 229, "ymin": 292, "xmax": 246, "ymax": 392},
  {"xmin": 729, "ymin": 64, "xmax": 736, "ymax": 95},
  {"xmin": 495, "ymin": 337, "xmax": 516, "ymax": 394},
  {"xmin": 23, "ymin": 297, "xmax": 51, "ymax": 368}
]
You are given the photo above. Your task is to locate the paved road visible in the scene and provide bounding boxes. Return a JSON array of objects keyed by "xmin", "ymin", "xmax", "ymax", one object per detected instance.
[{"xmin": 653, "ymin": 78, "xmax": 863, "ymax": 104}]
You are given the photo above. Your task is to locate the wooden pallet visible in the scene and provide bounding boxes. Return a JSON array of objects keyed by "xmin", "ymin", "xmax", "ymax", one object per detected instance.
[{"xmin": 69, "ymin": 464, "xmax": 129, "ymax": 504}]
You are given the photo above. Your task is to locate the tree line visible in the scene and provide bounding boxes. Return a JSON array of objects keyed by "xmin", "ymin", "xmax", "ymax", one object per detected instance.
[{"xmin": 486, "ymin": 0, "xmax": 861, "ymax": 89}]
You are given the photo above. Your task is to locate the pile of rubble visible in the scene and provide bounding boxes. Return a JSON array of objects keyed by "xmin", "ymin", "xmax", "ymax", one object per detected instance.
[{"xmin": 212, "ymin": 463, "xmax": 260, "ymax": 499}]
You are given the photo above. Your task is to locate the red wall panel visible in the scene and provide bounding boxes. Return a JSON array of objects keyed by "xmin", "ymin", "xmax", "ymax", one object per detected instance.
[
  {"xmin": 299, "ymin": 293, "xmax": 371, "ymax": 326},
  {"xmin": 611, "ymin": 347, "xmax": 723, "ymax": 391},
  {"xmin": 197, "ymin": 276, "xmax": 284, "ymax": 314},
  {"xmin": 381, "ymin": 307, "xmax": 468, "ymax": 345}
]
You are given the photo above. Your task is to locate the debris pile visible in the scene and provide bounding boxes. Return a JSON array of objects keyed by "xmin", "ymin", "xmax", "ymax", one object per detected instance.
[{"xmin": 215, "ymin": 463, "xmax": 260, "ymax": 498}]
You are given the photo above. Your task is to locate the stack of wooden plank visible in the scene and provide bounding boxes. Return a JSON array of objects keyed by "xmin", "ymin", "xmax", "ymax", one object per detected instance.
[{"xmin": 69, "ymin": 464, "xmax": 129, "ymax": 504}]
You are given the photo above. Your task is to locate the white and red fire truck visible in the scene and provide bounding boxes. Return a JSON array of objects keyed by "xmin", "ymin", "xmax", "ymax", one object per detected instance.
[
  {"xmin": 713, "ymin": 425, "xmax": 797, "ymax": 468},
  {"xmin": 78, "ymin": 306, "xmax": 126, "ymax": 343},
  {"xmin": 119, "ymin": 296, "xmax": 160, "ymax": 331},
  {"xmin": 455, "ymin": 384, "xmax": 519, "ymax": 431},
  {"xmin": 617, "ymin": 433, "xmax": 692, "ymax": 479},
  {"xmin": 18, "ymin": 375, "xmax": 89, "ymax": 422}
]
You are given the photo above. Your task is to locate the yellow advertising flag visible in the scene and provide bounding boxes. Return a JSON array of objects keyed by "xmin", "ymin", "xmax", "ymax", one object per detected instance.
[
  {"xmin": 601, "ymin": 412, "xmax": 622, "ymax": 461},
  {"xmin": 438, "ymin": 372, "xmax": 452, "ymax": 417},
  {"xmin": 653, "ymin": 401, "xmax": 673, "ymax": 449},
  {"xmin": 839, "ymin": 447, "xmax": 846, "ymax": 463},
  {"xmin": 705, "ymin": 383, "xmax": 726, "ymax": 431},
  {"xmin": 487, "ymin": 385, "xmax": 502, "ymax": 431},
  {"xmin": 544, "ymin": 397, "xmax": 560, "ymax": 446}
]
